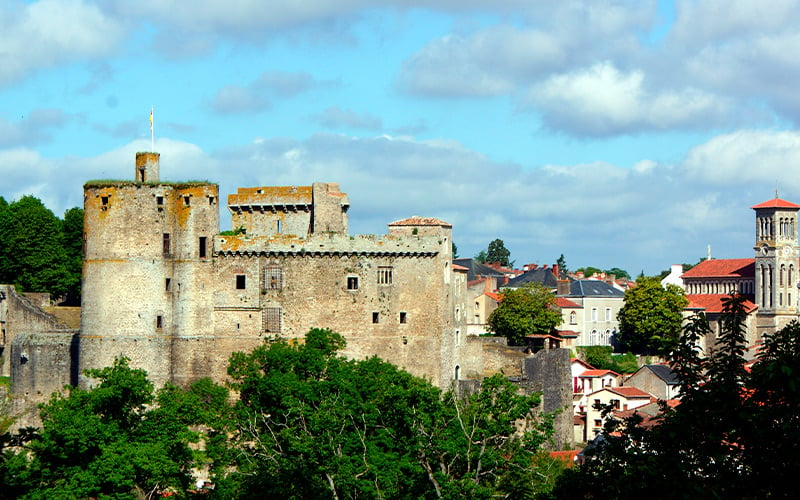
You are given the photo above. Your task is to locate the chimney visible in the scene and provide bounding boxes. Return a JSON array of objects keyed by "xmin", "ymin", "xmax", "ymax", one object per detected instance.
[
  {"xmin": 135, "ymin": 152, "xmax": 160, "ymax": 183},
  {"xmin": 552, "ymin": 263, "xmax": 559, "ymax": 278},
  {"xmin": 557, "ymin": 278, "xmax": 570, "ymax": 296}
]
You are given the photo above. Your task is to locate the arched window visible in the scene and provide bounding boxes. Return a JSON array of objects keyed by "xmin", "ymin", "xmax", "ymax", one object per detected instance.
[
  {"xmin": 589, "ymin": 329, "xmax": 598, "ymax": 346},
  {"xmin": 454, "ymin": 365, "xmax": 460, "ymax": 380},
  {"xmin": 570, "ymin": 311, "xmax": 577, "ymax": 324},
  {"xmin": 781, "ymin": 265, "xmax": 786, "ymax": 287}
]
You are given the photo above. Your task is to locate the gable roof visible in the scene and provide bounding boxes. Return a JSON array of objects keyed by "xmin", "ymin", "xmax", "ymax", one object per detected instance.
[
  {"xmin": 555, "ymin": 297, "xmax": 581, "ymax": 308},
  {"xmin": 566, "ymin": 279, "xmax": 624, "ymax": 298},
  {"xmin": 638, "ymin": 364, "xmax": 680, "ymax": 385},
  {"xmin": 453, "ymin": 258, "xmax": 505, "ymax": 281},
  {"xmin": 686, "ymin": 294, "xmax": 758, "ymax": 313},
  {"xmin": 571, "ymin": 358, "xmax": 595, "ymax": 370},
  {"xmin": 505, "ymin": 267, "xmax": 560, "ymax": 288},
  {"xmin": 580, "ymin": 369, "xmax": 620, "ymax": 378},
  {"xmin": 606, "ymin": 386, "xmax": 653, "ymax": 399},
  {"xmin": 750, "ymin": 198, "xmax": 800, "ymax": 209},
  {"xmin": 681, "ymin": 259, "xmax": 755, "ymax": 279}
]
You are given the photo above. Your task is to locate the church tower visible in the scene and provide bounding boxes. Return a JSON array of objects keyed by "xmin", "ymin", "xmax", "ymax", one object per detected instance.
[{"xmin": 752, "ymin": 197, "xmax": 800, "ymax": 336}]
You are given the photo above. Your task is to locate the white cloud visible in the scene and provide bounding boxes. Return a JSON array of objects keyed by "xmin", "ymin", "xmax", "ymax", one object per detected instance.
[
  {"xmin": 528, "ymin": 62, "xmax": 734, "ymax": 136},
  {"xmin": 313, "ymin": 107, "xmax": 382, "ymax": 131},
  {"xmin": 680, "ymin": 130, "xmax": 800, "ymax": 190},
  {"xmin": 0, "ymin": 0, "xmax": 125, "ymax": 84}
]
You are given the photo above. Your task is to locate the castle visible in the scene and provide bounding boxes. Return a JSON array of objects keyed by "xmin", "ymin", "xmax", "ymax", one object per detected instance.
[
  {"xmin": 76, "ymin": 152, "xmax": 475, "ymax": 390},
  {"xmin": 2, "ymin": 152, "xmax": 572, "ymax": 444}
]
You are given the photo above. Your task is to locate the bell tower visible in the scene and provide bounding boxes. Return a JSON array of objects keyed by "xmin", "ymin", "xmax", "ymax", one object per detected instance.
[{"xmin": 752, "ymin": 196, "xmax": 800, "ymax": 336}]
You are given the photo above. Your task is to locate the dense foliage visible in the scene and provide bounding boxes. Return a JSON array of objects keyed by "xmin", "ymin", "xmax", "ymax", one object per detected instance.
[
  {"xmin": 617, "ymin": 276, "xmax": 687, "ymax": 354},
  {"xmin": 226, "ymin": 328, "xmax": 554, "ymax": 499},
  {"xmin": 487, "ymin": 283, "xmax": 562, "ymax": 346},
  {"xmin": 579, "ymin": 346, "xmax": 639, "ymax": 374},
  {"xmin": 0, "ymin": 196, "xmax": 83, "ymax": 304},
  {"xmin": 2, "ymin": 330, "xmax": 557, "ymax": 499},
  {"xmin": 0, "ymin": 359, "xmax": 231, "ymax": 499},
  {"xmin": 552, "ymin": 294, "xmax": 800, "ymax": 499}
]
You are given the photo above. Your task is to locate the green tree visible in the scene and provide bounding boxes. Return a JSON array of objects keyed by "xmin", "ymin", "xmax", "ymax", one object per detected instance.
[
  {"xmin": 452, "ymin": 241, "xmax": 459, "ymax": 259},
  {"xmin": 226, "ymin": 328, "xmax": 554, "ymax": 499},
  {"xmin": 487, "ymin": 283, "xmax": 562, "ymax": 346},
  {"xmin": 2, "ymin": 358, "xmax": 231, "ymax": 499},
  {"xmin": 556, "ymin": 254, "xmax": 568, "ymax": 274},
  {"xmin": 617, "ymin": 276, "xmax": 687, "ymax": 354},
  {"xmin": 61, "ymin": 207, "xmax": 83, "ymax": 305},
  {"xmin": 0, "ymin": 196, "xmax": 70, "ymax": 299},
  {"xmin": 603, "ymin": 267, "xmax": 629, "ymax": 280},
  {"xmin": 486, "ymin": 238, "xmax": 511, "ymax": 267},
  {"xmin": 575, "ymin": 266, "xmax": 601, "ymax": 277},
  {"xmin": 474, "ymin": 249, "xmax": 488, "ymax": 263}
]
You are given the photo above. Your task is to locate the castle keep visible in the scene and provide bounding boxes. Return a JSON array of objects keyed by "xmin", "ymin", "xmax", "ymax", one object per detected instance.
[{"xmin": 79, "ymin": 152, "xmax": 469, "ymax": 389}]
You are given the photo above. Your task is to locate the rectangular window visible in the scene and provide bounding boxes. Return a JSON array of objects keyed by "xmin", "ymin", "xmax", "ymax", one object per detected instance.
[
  {"xmin": 347, "ymin": 276, "xmax": 359, "ymax": 290},
  {"xmin": 400, "ymin": 312, "xmax": 407, "ymax": 324},
  {"xmin": 156, "ymin": 315, "xmax": 163, "ymax": 329},
  {"xmin": 157, "ymin": 196, "xmax": 164, "ymax": 206},
  {"xmin": 277, "ymin": 220, "xmax": 282, "ymax": 233},
  {"xmin": 208, "ymin": 196, "xmax": 216, "ymax": 205},
  {"xmin": 605, "ymin": 308, "xmax": 611, "ymax": 321},
  {"xmin": 199, "ymin": 236, "xmax": 207, "ymax": 258},
  {"xmin": 183, "ymin": 195, "xmax": 191, "ymax": 206},
  {"xmin": 162, "ymin": 233, "xmax": 171, "ymax": 257},
  {"xmin": 591, "ymin": 307, "xmax": 598, "ymax": 322},
  {"xmin": 236, "ymin": 274, "xmax": 246, "ymax": 290},
  {"xmin": 263, "ymin": 307, "xmax": 281, "ymax": 333},
  {"xmin": 165, "ymin": 278, "xmax": 171, "ymax": 292},
  {"xmin": 378, "ymin": 266, "xmax": 393, "ymax": 285},
  {"xmin": 263, "ymin": 265, "xmax": 283, "ymax": 290},
  {"xmin": 372, "ymin": 312, "xmax": 379, "ymax": 324}
]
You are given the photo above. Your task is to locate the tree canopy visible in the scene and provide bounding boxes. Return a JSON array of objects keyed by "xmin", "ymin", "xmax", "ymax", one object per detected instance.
[
  {"xmin": 551, "ymin": 295, "xmax": 800, "ymax": 499},
  {"xmin": 0, "ymin": 196, "xmax": 83, "ymax": 303},
  {"xmin": 487, "ymin": 283, "xmax": 562, "ymax": 346},
  {"xmin": 486, "ymin": 238, "xmax": 511, "ymax": 267},
  {"xmin": 226, "ymin": 328, "xmax": 556, "ymax": 499},
  {"xmin": 1, "ymin": 358, "xmax": 231, "ymax": 499},
  {"xmin": 616, "ymin": 276, "xmax": 687, "ymax": 354}
]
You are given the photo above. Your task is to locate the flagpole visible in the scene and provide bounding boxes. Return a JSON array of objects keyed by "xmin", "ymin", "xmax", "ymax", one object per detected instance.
[{"xmin": 150, "ymin": 106, "xmax": 154, "ymax": 152}]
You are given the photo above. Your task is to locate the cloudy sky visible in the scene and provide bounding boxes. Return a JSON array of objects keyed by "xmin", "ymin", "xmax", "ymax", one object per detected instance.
[{"xmin": 2, "ymin": 0, "xmax": 799, "ymax": 275}]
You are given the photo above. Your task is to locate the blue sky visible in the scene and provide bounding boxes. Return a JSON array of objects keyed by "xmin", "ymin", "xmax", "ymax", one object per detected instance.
[{"xmin": 2, "ymin": 0, "xmax": 800, "ymax": 275}]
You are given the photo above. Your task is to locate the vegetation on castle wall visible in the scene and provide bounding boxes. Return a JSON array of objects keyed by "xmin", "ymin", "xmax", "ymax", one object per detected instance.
[{"xmin": 0, "ymin": 196, "xmax": 82, "ymax": 304}]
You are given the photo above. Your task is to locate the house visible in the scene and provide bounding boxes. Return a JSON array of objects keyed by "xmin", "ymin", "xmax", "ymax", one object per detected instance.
[
  {"xmin": 574, "ymin": 369, "xmax": 621, "ymax": 413},
  {"xmin": 558, "ymin": 279, "xmax": 624, "ymax": 347},
  {"xmin": 570, "ymin": 358, "xmax": 594, "ymax": 392},
  {"xmin": 584, "ymin": 386, "xmax": 653, "ymax": 437},
  {"xmin": 624, "ymin": 364, "xmax": 681, "ymax": 400}
]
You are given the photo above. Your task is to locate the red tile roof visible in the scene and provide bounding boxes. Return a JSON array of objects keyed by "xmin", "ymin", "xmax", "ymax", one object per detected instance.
[
  {"xmin": 608, "ymin": 386, "xmax": 653, "ymax": 398},
  {"xmin": 558, "ymin": 330, "xmax": 579, "ymax": 338},
  {"xmin": 452, "ymin": 264, "xmax": 469, "ymax": 271},
  {"xmin": 681, "ymin": 258, "xmax": 755, "ymax": 278},
  {"xmin": 750, "ymin": 197, "xmax": 800, "ymax": 209},
  {"xmin": 388, "ymin": 216, "xmax": 452, "ymax": 227},
  {"xmin": 485, "ymin": 292, "xmax": 502, "ymax": 302},
  {"xmin": 580, "ymin": 369, "xmax": 620, "ymax": 378},
  {"xmin": 686, "ymin": 294, "xmax": 758, "ymax": 313},
  {"xmin": 555, "ymin": 297, "xmax": 581, "ymax": 308}
]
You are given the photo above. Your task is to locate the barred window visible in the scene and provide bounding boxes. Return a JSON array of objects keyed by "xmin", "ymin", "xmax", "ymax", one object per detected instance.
[
  {"xmin": 263, "ymin": 265, "xmax": 283, "ymax": 290},
  {"xmin": 378, "ymin": 266, "xmax": 393, "ymax": 285},
  {"xmin": 263, "ymin": 307, "xmax": 282, "ymax": 333}
]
